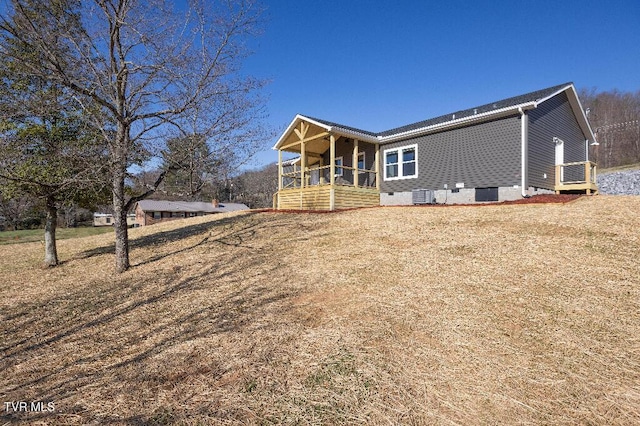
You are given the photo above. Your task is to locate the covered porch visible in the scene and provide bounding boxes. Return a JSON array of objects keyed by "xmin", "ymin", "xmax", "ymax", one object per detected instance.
[{"xmin": 273, "ymin": 115, "xmax": 381, "ymax": 210}]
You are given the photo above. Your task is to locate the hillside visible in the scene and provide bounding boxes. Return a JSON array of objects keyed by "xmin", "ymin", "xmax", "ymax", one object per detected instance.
[{"xmin": 1, "ymin": 197, "xmax": 639, "ymax": 425}]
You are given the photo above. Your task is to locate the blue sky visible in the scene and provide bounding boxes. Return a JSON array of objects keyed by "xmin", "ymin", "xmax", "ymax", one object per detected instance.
[{"xmin": 242, "ymin": 0, "xmax": 640, "ymax": 169}]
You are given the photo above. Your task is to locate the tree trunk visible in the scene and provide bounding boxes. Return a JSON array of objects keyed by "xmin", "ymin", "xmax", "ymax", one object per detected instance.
[
  {"xmin": 43, "ymin": 196, "xmax": 58, "ymax": 267},
  {"xmin": 113, "ymin": 165, "xmax": 130, "ymax": 273},
  {"xmin": 113, "ymin": 125, "xmax": 130, "ymax": 273}
]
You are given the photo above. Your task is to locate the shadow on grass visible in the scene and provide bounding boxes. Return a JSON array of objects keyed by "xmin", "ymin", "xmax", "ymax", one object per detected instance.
[
  {"xmin": 76, "ymin": 213, "xmax": 253, "ymax": 259},
  {"xmin": 0, "ymin": 211, "xmax": 326, "ymax": 424}
]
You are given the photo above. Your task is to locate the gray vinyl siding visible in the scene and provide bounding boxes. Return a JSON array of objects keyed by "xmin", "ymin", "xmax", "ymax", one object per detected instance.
[
  {"xmin": 321, "ymin": 137, "xmax": 377, "ymax": 186},
  {"xmin": 528, "ymin": 92, "xmax": 587, "ymax": 189},
  {"xmin": 380, "ymin": 116, "xmax": 522, "ymax": 193}
]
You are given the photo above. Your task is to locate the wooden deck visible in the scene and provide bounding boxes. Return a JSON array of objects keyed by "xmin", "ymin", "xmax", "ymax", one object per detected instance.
[
  {"xmin": 275, "ymin": 185, "xmax": 380, "ymax": 210},
  {"xmin": 555, "ymin": 161, "xmax": 599, "ymax": 194}
]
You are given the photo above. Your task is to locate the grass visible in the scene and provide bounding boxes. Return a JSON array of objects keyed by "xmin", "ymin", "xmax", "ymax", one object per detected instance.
[
  {"xmin": 0, "ymin": 226, "xmax": 113, "ymax": 245},
  {"xmin": 1, "ymin": 197, "xmax": 639, "ymax": 425}
]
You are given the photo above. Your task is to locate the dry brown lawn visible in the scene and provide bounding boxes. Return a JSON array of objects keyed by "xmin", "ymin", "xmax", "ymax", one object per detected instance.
[{"xmin": 1, "ymin": 196, "xmax": 639, "ymax": 425}]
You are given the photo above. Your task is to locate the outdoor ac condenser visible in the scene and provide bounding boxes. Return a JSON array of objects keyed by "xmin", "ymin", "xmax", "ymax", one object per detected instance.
[{"xmin": 412, "ymin": 189, "xmax": 434, "ymax": 205}]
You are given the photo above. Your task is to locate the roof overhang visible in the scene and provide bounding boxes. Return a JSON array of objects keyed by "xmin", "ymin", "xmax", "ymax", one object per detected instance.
[{"xmin": 272, "ymin": 114, "xmax": 379, "ymax": 153}]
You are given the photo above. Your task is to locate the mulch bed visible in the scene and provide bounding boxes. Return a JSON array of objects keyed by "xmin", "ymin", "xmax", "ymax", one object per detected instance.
[
  {"xmin": 426, "ymin": 193, "xmax": 583, "ymax": 207},
  {"xmin": 260, "ymin": 194, "xmax": 584, "ymax": 214}
]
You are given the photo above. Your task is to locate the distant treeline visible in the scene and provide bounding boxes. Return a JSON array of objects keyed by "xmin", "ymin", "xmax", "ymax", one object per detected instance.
[{"xmin": 579, "ymin": 88, "xmax": 640, "ymax": 169}]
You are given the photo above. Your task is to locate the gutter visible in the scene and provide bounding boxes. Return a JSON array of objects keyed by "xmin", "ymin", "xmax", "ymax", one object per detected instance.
[
  {"xmin": 518, "ymin": 106, "xmax": 533, "ymax": 198},
  {"xmin": 379, "ymin": 102, "xmax": 537, "ymax": 143}
]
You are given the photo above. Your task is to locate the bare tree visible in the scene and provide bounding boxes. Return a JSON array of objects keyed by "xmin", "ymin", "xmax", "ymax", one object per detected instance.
[
  {"xmin": 1, "ymin": 0, "xmax": 268, "ymax": 272},
  {"xmin": 0, "ymin": 191, "xmax": 41, "ymax": 231},
  {"xmin": 580, "ymin": 88, "xmax": 640, "ymax": 168},
  {"xmin": 161, "ymin": 134, "xmax": 219, "ymax": 200},
  {"xmin": 232, "ymin": 163, "xmax": 278, "ymax": 208}
]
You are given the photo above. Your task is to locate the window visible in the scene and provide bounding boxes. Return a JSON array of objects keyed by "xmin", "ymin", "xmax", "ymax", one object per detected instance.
[
  {"xmin": 384, "ymin": 144, "xmax": 418, "ymax": 180},
  {"xmin": 152, "ymin": 212, "xmax": 161, "ymax": 219},
  {"xmin": 385, "ymin": 151, "xmax": 398, "ymax": 178},
  {"xmin": 402, "ymin": 147, "xmax": 416, "ymax": 176},
  {"xmin": 106, "ymin": 217, "xmax": 111, "ymax": 224},
  {"xmin": 357, "ymin": 152, "xmax": 365, "ymax": 172},
  {"xmin": 335, "ymin": 156, "xmax": 343, "ymax": 176}
]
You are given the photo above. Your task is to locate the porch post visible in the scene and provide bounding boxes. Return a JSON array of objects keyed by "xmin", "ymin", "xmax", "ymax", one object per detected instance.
[
  {"xmin": 277, "ymin": 149, "xmax": 283, "ymax": 191},
  {"xmin": 330, "ymin": 134, "xmax": 336, "ymax": 210},
  {"xmin": 353, "ymin": 138, "xmax": 359, "ymax": 188},
  {"xmin": 585, "ymin": 161, "xmax": 591, "ymax": 195},
  {"xmin": 277, "ymin": 149, "xmax": 282, "ymax": 209},
  {"xmin": 375, "ymin": 143, "xmax": 381, "ymax": 191},
  {"xmin": 300, "ymin": 141, "xmax": 306, "ymax": 189}
]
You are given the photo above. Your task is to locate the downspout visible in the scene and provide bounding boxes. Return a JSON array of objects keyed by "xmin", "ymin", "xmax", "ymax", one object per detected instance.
[
  {"xmin": 585, "ymin": 139, "xmax": 589, "ymax": 162},
  {"xmin": 519, "ymin": 107, "xmax": 530, "ymax": 198}
]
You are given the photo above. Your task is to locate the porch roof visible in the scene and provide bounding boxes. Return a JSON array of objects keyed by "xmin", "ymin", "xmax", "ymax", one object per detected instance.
[{"xmin": 272, "ymin": 114, "xmax": 379, "ymax": 154}]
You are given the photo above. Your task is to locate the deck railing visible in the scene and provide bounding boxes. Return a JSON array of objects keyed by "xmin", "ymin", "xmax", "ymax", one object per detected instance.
[
  {"xmin": 555, "ymin": 161, "xmax": 598, "ymax": 194},
  {"xmin": 281, "ymin": 164, "xmax": 377, "ymax": 189}
]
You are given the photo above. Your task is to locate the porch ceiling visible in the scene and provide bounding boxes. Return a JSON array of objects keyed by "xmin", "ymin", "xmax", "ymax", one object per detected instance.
[{"xmin": 277, "ymin": 119, "xmax": 329, "ymax": 155}]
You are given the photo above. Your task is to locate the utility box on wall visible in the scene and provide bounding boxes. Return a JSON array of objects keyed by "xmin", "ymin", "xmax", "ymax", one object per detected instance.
[{"xmin": 475, "ymin": 187, "xmax": 499, "ymax": 202}]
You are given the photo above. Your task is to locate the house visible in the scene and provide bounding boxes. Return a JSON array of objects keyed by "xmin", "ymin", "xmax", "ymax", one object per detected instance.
[
  {"xmin": 134, "ymin": 199, "xmax": 249, "ymax": 226},
  {"xmin": 272, "ymin": 82, "xmax": 598, "ymax": 210},
  {"xmin": 93, "ymin": 213, "xmax": 136, "ymax": 227}
]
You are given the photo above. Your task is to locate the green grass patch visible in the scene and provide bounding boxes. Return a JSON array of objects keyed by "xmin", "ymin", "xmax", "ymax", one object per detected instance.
[{"xmin": 0, "ymin": 226, "xmax": 113, "ymax": 245}]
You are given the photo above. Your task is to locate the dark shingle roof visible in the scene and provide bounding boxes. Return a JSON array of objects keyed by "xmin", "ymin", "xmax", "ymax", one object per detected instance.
[
  {"xmin": 378, "ymin": 82, "xmax": 572, "ymax": 137},
  {"xmin": 300, "ymin": 83, "xmax": 573, "ymax": 141},
  {"xmin": 304, "ymin": 115, "xmax": 378, "ymax": 137}
]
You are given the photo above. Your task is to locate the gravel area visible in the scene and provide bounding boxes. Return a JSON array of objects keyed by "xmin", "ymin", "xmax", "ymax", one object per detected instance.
[{"xmin": 597, "ymin": 169, "xmax": 640, "ymax": 195}]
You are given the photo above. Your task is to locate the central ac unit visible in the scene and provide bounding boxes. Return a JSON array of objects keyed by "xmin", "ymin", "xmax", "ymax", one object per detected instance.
[{"xmin": 412, "ymin": 189, "xmax": 434, "ymax": 205}]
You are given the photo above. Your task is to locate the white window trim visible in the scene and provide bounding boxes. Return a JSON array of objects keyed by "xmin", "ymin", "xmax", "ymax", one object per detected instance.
[
  {"xmin": 335, "ymin": 156, "xmax": 343, "ymax": 177},
  {"xmin": 383, "ymin": 144, "xmax": 418, "ymax": 181}
]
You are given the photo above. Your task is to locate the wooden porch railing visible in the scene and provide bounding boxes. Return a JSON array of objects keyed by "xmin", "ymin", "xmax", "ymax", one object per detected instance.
[
  {"xmin": 281, "ymin": 164, "xmax": 378, "ymax": 189},
  {"xmin": 555, "ymin": 161, "xmax": 598, "ymax": 194}
]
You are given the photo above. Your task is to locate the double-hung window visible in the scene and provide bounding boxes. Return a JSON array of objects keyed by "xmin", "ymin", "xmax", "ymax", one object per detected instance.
[
  {"xmin": 384, "ymin": 144, "xmax": 417, "ymax": 180},
  {"xmin": 385, "ymin": 151, "xmax": 399, "ymax": 178},
  {"xmin": 357, "ymin": 152, "xmax": 365, "ymax": 172},
  {"xmin": 335, "ymin": 156, "xmax": 343, "ymax": 176}
]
